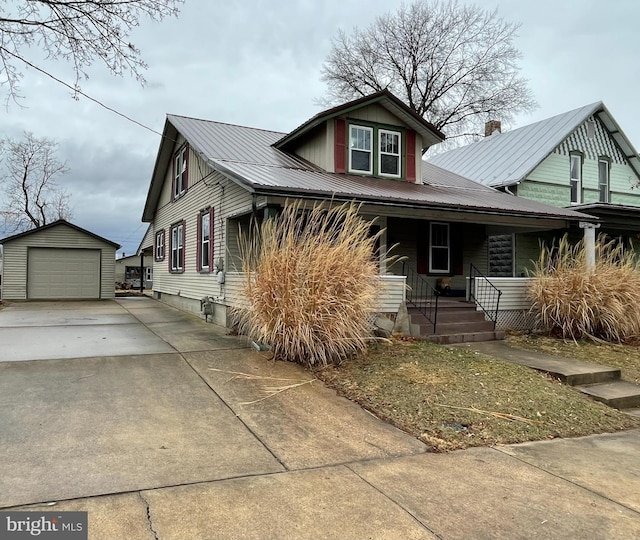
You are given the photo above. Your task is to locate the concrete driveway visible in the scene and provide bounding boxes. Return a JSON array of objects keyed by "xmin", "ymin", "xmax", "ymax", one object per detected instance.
[{"xmin": 1, "ymin": 297, "xmax": 639, "ymax": 539}]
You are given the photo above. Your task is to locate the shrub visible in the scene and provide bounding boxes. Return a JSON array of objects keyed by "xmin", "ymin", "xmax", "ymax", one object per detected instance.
[
  {"xmin": 528, "ymin": 234, "xmax": 640, "ymax": 342},
  {"xmin": 233, "ymin": 200, "xmax": 381, "ymax": 367}
]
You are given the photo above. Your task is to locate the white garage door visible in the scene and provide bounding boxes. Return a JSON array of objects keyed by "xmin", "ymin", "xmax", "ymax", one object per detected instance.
[{"xmin": 28, "ymin": 248, "xmax": 101, "ymax": 299}]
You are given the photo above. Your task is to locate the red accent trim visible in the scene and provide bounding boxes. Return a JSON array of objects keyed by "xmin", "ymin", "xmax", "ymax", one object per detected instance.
[
  {"xmin": 168, "ymin": 227, "xmax": 173, "ymax": 272},
  {"xmin": 183, "ymin": 145, "xmax": 189, "ymax": 194},
  {"xmin": 417, "ymin": 221, "xmax": 429, "ymax": 274},
  {"xmin": 171, "ymin": 154, "xmax": 177, "ymax": 202},
  {"xmin": 406, "ymin": 129, "xmax": 416, "ymax": 182},
  {"xmin": 209, "ymin": 207, "xmax": 215, "ymax": 270},
  {"xmin": 335, "ymin": 118, "xmax": 346, "ymax": 173},
  {"xmin": 196, "ymin": 212, "xmax": 202, "ymax": 272},
  {"xmin": 181, "ymin": 220, "xmax": 186, "ymax": 272}
]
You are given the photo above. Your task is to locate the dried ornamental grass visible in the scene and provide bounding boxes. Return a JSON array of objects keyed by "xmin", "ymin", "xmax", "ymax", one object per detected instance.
[
  {"xmin": 528, "ymin": 234, "xmax": 640, "ymax": 342},
  {"xmin": 233, "ymin": 201, "xmax": 381, "ymax": 367}
]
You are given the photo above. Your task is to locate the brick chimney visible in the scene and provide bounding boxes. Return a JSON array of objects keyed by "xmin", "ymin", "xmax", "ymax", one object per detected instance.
[{"xmin": 485, "ymin": 120, "xmax": 501, "ymax": 137}]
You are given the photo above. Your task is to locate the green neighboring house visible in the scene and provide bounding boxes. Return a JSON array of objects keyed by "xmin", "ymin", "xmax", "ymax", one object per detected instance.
[{"xmin": 428, "ymin": 102, "xmax": 640, "ymax": 276}]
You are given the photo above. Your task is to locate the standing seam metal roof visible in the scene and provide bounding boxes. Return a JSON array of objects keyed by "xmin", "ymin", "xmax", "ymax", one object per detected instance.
[
  {"xmin": 164, "ymin": 114, "xmax": 593, "ymax": 221},
  {"xmin": 427, "ymin": 103, "xmax": 609, "ymax": 187}
]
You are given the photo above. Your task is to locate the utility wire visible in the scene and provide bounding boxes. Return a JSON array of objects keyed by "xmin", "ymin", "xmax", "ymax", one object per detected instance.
[{"xmin": 6, "ymin": 49, "xmax": 168, "ymax": 138}]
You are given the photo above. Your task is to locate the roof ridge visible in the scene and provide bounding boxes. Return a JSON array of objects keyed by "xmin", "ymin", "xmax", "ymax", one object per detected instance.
[
  {"xmin": 494, "ymin": 101, "xmax": 603, "ymax": 138},
  {"xmin": 167, "ymin": 113, "xmax": 286, "ymax": 136}
]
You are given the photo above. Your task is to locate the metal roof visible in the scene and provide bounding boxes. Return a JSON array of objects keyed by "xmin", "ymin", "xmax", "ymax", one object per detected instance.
[
  {"xmin": 211, "ymin": 152, "xmax": 592, "ymax": 221},
  {"xmin": 273, "ymin": 90, "xmax": 445, "ymax": 150},
  {"xmin": 427, "ymin": 102, "xmax": 640, "ymax": 188},
  {"xmin": 142, "ymin": 110, "xmax": 596, "ymax": 224}
]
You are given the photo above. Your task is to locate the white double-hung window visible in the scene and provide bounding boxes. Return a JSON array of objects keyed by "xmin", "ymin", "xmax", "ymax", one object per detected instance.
[
  {"xmin": 570, "ymin": 153, "xmax": 582, "ymax": 204},
  {"xmin": 379, "ymin": 129, "xmax": 401, "ymax": 177},
  {"xmin": 170, "ymin": 222, "xmax": 184, "ymax": 272},
  {"xmin": 429, "ymin": 222, "xmax": 450, "ymax": 273},
  {"xmin": 349, "ymin": 125, "xmax": 373, "ymax": 174},
  {"xmin": 598, "ymin": 158, "xmax": 610, "ymax": 203}
]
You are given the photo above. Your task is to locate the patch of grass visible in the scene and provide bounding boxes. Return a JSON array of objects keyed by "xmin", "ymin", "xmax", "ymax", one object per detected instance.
[
  {"xmin": 316, "ymin": 339, "xmax": 640, "ymax": 452},
  {"xmin": 507, "ymin": 333, "xmax": 640, "ymax": 384}
]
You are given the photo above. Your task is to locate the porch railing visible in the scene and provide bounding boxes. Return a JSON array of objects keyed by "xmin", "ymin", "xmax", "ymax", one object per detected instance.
[
  {"xmin": 468, "ymin": 263, "xmax": 502, "ymax": 330},
  {"xmin": 402, "ymin": 262, "xmax": 439, "ymax": 334}
]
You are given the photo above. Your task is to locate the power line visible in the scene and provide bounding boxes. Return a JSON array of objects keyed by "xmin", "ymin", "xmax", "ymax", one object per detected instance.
[{"xmin": 6, "ymin": 49, "xmax": 166, "ymax": 138}]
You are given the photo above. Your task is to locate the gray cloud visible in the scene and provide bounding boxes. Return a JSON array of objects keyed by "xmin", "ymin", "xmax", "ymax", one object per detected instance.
[{"xmin": 2, "ymin": 0, "xmax": 640, "ymax": 256}]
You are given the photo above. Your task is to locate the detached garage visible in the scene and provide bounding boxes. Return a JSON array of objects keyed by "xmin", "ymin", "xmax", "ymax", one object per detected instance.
[{"xmin": 0, "ymin": 220, "xmax": 120, "ymax": 300}]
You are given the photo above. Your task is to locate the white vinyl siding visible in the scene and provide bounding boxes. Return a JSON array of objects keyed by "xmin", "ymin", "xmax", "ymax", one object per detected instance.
[
  {"xmin": 150, "ymin": 144, "xmax": 255, "ymax": 303},
  {"xmin": 1, "ymin": 223, "xmax": 115, "ymax": 300}
]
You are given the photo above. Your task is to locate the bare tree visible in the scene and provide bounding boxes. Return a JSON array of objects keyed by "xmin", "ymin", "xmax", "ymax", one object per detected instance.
[
  {"xmin": 1, "ymin": 132, "xmax": 72, "ymax": 232},
  {"xmin": 0, "ymin": 0, "xmax": 183, "ymax": 103},
  {"xmin": 321, "ymin": 0, "xmax": 536, "ymax": 141}
]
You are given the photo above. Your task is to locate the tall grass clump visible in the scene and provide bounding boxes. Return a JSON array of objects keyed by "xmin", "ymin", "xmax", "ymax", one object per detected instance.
[
  {"xmin": 233, "ymin": 200, "xmax": 381, "ymax": 367},
  {"xmin": 528, "ymin": 234, "xmax": 640, "ymax": 342}
]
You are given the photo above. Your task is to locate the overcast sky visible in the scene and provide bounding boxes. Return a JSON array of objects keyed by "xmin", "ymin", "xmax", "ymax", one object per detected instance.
[{"xmin": 1, "ymin": 0, "xmax": 639, "ymax": 256}]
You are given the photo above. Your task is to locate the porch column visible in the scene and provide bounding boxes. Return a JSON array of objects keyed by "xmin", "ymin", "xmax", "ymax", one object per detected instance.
[
  {"xmin": 579, "ymin": 221, "xmax": 600, "ymax": 270},
  {"xmin": 378, "ymin": 216, "xmax": 387, "ymax": 274}
]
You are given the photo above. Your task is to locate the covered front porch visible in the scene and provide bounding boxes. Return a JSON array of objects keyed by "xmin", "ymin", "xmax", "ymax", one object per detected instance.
[{"xmin": 221, "ymin": 198, "xmax": 596, "ymax": 341}]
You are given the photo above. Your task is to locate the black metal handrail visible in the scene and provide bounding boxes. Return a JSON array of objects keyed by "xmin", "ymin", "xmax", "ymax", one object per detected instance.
[
  {"xmin": 468, "ymin": 263, "xmax": 502, "ymax": 330},
  {"xmin": 402, "ymin": 262, "xmax": 440, "ymax": 333}
]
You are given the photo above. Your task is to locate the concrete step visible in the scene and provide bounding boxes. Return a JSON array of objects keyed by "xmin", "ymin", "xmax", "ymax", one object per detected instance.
[
  {"xmin": 456, "ymin": 342, "xmax": 622, "ymax": 386},
  {"xmin": 576, "ymin": 381, "xmax": 640, "ymax": 410},
  {"xmin": 426, "ymin": 330, "xmax": 506, "ymax": 345},
  {"xmin": 410, "ymin": 310, "xmax": 486, "ymax": 324},
  {"xmin": 430, "ymin": 321, "xmax": 496, "ymax": 335},
  {"xmin": 625, "ymin": 408, "xmax": 640, "ymax": 418}
]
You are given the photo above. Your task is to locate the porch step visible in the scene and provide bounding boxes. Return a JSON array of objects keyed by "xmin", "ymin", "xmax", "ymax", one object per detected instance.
[
  {"xmin": 426, "ymin": 330, "xmax": 505, "ymax": 345},
  {"xmin": 576, "ymin": 381, "xmax": 640, "ymax": 410},
  {"xmin": 415, "ymin": 320, "xmax": 497, "ymax": 335},
  {"xmin": 409, "ymin": 308, "xmax": 486, "ymax": 324}
]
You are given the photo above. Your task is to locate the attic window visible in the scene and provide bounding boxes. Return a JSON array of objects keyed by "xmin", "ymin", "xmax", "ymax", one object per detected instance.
[
  {"xmin": 173, "ymin": 144, "xmax": 189, "ymax": 200},
  {"xmin": 586, "ymin": 121, "xmax": 595, "ymax": 139},
  {"xmin": 349, "ymin": 125, "xmax": 373, "ymax": 174},
  {"xmin": 379, "ymin": 129, "xmax": 401, "ymax": 177}
]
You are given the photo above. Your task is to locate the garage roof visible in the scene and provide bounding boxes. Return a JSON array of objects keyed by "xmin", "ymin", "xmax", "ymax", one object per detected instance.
[{"xmin": 0, "ymin": 220, "xmax": 121, "ymax": 248}]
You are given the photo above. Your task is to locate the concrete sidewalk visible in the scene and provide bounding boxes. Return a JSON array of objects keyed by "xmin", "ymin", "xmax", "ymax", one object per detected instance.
[
  {"xmin": 11, "ymin": 431, "xmax": 640, "ymax": 539},
  {"xmin": 2, "ymin": 299, "xmax": 639, "ymax": 539}
]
